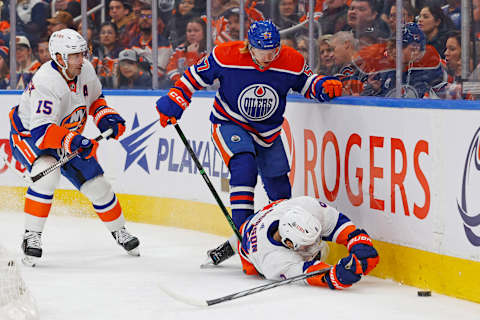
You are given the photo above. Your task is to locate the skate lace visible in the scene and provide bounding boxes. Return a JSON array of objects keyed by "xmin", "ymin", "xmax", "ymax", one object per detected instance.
[
  {"xmin": 115, "ymin": 228, "xmax": 134, "ymax": 244},
  {"xmin": 25, "ymin": 232, "xmax": 42, "ymax": 248}
]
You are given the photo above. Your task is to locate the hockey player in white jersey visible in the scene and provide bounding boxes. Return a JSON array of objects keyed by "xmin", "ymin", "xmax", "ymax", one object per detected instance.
[
  {"xmin": 8, "ymin": 29, "xmax": 140, "ymax": 265},
  {"xmin": 233, "ymin": 196, "xmax": 379, "ymax": 289}
]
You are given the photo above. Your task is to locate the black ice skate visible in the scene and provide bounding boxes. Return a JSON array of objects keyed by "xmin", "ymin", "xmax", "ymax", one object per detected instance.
[
  {"xmin": 111, "ymin": 227, "xmax": 140, "ymax": 256},
  {"xmin": 21, "ymin": 230, "xmax": 42, "ymax": 267},
  {"xmin": 201, "ymin": 240, "xmax": 235, "ymax": 268}
]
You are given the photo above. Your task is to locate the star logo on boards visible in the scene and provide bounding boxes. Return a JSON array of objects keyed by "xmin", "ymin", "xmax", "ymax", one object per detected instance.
[{"xmin": 119, "ymin": 113, "xmax": 156, "ymax": 173}]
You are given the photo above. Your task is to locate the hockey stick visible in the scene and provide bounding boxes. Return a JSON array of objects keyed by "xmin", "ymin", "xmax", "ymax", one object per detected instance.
[
  {"xmin": 159, "ymin": 266, "xmax": 332, "ymax": 307},
  {"xmin": 169, "ymin": 118, "xmax": 242, "ymax": 241},
  {"xmin": 1, "ymin": 128, "xmax": 113, "ymax": 184}
]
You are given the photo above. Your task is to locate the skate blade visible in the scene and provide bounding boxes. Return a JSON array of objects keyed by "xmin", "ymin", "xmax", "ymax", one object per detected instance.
[
  {"xmin": 127, "ymin": 247, "xmax": 140, "ymax": 256},
  {"xmin": 22, "ymin": 255, "xmax": 39, "ymax": 267}
]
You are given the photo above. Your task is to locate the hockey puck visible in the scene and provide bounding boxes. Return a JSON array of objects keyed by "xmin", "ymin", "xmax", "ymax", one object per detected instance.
[{"xmin": 417, "ymin": 290, "xmax": 431, "ymax": 297}]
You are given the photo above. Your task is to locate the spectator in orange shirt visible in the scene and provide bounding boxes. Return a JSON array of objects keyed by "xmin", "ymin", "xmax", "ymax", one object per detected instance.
[{"xmin": 166, "ymin": 17, "xmax": 207, "ymax": 84}]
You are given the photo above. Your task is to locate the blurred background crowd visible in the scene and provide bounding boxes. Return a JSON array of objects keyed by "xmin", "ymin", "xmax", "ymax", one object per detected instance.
[{"xmin": 0, "ymin": 0, "xmax": 479, "ymax": 99}]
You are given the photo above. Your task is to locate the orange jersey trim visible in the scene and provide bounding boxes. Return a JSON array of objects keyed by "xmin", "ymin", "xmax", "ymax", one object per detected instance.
[
  {"xmin": 212, "ymin": 42, "xmax": 305, "ymax": 74},
  {"xmin": 39, "ymin": 124, "xmax": 70, "ymax": 150},
  {"xmin": 89, "ymin": 98, "xmax": 108, "ymax": 116}
]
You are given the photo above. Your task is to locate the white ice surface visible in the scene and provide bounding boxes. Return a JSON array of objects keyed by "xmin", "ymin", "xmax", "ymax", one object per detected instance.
[{"xmin": 1, "ymin": 210, "xmax": 479, "ymax": 320}]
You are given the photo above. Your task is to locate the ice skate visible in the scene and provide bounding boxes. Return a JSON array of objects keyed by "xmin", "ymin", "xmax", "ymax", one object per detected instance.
[
  {"xmin": 111, "ymin": 227, "xmax": 140, "ymax": 256},
  {"xmin": 201, "ymin": 240, "xmax": 235, "ymax": 268},
  {"xmin": 21, "ymin": 230, "xmax": 42, "ymax": 267}
]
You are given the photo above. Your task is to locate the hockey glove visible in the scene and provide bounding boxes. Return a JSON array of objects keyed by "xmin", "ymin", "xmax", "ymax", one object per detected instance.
[
  {"xmin": 93, "ymin": 107, "xmax": 126, "ymax": 140},
  {"xmin": 323, "ymin": 254, "xmax": 362, "ymax": 290},
  {"xmin": 347, "ymin": 229, "xmax": 379, "ymax": 275},
  {"xmin": 62, "ymin": 132, "xmax": 99, "ymax": 159},
  {"xmin": 155, "ymin": 88, "xmax": 190, "ymax": 127},
  {"xmin": 314, "ymin": 76, "xmax": 342, "ymax": 102}
]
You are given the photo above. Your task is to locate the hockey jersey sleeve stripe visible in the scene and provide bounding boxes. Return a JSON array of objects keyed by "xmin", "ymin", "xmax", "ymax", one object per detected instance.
[
  {"xmin": 88, "ymin": 97, "xmax": 108, "ymax": 116},
  {"xmin": 301, "ymin": 74, "xmax": 317, "ymax": 96},
  {"xmin": 37, "ymin": 124, "xmax": 70, "ymax": 150},
  {"xmin": 9, "ymin": 107, "xmax": 31, "ymax": 137},
  {"xmin": 333, "ymin": 222, "xmax": 356, "ymax": 246},
  {"xmin": 184, "ymin": 68, "xmax": 203, "ymax": 90},
  {"xmin": 189, "ymin": 65, "xmax": 209, "ymax": 87},
  {"xmin": 178, "ymin": 76, "xmax": 195, "ymax": 97},
  {"xmin": 321, "ymin": 212, "xmax": 354, "ymax": 243}
]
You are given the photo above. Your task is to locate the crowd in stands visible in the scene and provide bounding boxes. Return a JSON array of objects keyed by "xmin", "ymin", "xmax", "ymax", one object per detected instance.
[{"xmin": 0, "ymin": 0, "xmax": 478, "ymax": 99}]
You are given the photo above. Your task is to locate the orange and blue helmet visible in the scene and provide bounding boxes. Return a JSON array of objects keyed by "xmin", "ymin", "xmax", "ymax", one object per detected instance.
[{"xmin": 248, "ymin": 20, "xmax": 280, "ymax": 50}]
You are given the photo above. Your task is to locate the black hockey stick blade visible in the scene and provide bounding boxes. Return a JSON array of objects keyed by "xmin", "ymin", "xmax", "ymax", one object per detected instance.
[{"xmin": 159, "ymin": 266, "xmax": 331, "ymax": 307}]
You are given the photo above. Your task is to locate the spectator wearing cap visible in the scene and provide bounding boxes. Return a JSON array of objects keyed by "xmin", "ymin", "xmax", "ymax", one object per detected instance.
[
  {"xmin": 318, "ymin": 0, "xmax": 349, "ymax": 35},
  {"xmin": 166, "ymin": 17, "xmax": 207, "ymax": 84},
  {"xmin": 116, "ymin": 48, "xmax": 152, "ymax": 89},
  {"xmin": 0, "ymin": 46, "xmax": 10, "ymax": 89},
  {"xmin": 109, "ymin": 0, "xmax": 138, "ymax": 48},
  {"xmin": 129, "ymin": 6, "xmax": 172, "ymax": 85},
  {"xmin": 15, "ymin": 35, "xmax": 41, "ymax": 90},
  {"xmin": 47, "ymin": 11, "xmax": 74, "ymax": 36},
  {"xmin": 343, "ymin": 0, "xmax": 390, "ymax": 41}
]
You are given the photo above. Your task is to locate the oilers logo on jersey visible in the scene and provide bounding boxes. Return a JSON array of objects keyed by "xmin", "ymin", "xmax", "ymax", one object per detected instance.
[{"xmin": 237, "ymin": 84, "xmax": 279, "ymax": 121}]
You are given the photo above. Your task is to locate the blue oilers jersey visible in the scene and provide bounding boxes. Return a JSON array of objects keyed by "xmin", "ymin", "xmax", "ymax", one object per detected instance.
[{"xmin": 177, "ymin": 41, "xmax": 321, "ymax": 147}]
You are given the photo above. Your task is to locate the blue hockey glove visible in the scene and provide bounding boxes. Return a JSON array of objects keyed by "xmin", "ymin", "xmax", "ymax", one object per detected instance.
[
  {"xmin": 62, "ymin": 131, "xmax": 99, "ymax": 159},
  {"xmin": 347, "ymin": 229, "xmax": 379, "ymax": 275},
  {"xmin": 156, "ymin": 88, "xmax": 190, "ymax": 127},
  {"xmin": 94, "ymin": 107, "xmax": 126, "ymax": 140},
  {"xmin": 314, "ymin": 76, "xmax": 342, "ymax": 102},
  {"xmin": 323, "ymin": 254, "xmax": 362, "ymax": 290}
]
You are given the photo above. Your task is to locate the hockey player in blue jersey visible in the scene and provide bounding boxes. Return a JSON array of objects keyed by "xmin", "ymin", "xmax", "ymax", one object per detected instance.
[{"xmin": 155, "ymin": 20, "xmax": 342, "ymax": 265}]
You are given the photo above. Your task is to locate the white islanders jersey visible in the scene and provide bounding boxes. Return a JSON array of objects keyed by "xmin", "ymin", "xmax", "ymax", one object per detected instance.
[
  {"xmin": 16, "ymin": 59, "xmax": 102, "ymax": 135},
  {"xmin": 240, "ymin": 196, "xmax": 354, "ymax": 280}
]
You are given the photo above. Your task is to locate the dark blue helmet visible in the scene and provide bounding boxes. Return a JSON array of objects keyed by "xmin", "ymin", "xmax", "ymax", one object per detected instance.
[
  {"xmin": 247, "ymin": 20, "xmax": 280, "ymax": 50},
  {"xmin": 402, "ymin": 22, "xmax": 426, "ymax": 51}
]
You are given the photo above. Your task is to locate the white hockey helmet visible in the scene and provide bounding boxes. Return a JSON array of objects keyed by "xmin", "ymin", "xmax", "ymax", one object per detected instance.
[
  {"xmin": 49, "ymin": 29, "xmax": 87, "ymax": 71},
  {"xmin": 278, "ymin": 206, "xmax": 321, "ymax": 251}
]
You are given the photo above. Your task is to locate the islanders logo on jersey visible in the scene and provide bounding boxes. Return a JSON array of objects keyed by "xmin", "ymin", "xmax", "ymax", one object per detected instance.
[
  {"xmin": 60, "ymin": 106, "xmax": 87, "ymax": 131},
  {"xmin": 237, "ymin": 84, "xmax": 279, "ymax": 122}
]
